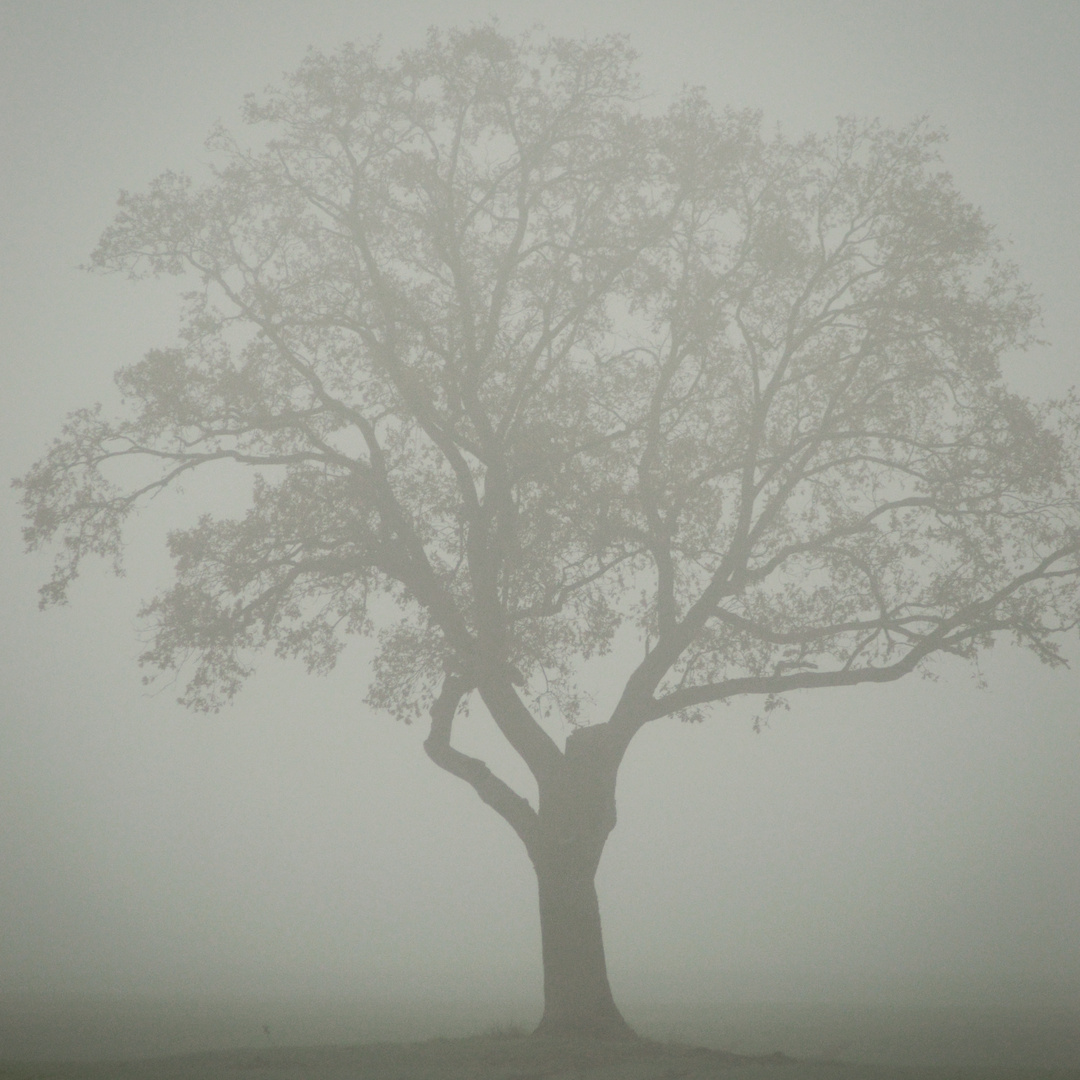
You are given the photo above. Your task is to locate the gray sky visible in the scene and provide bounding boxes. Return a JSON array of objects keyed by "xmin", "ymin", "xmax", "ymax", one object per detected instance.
[{"xmin": 2, "ymin": 0, "xmax": 1079, "ymax": 1014}]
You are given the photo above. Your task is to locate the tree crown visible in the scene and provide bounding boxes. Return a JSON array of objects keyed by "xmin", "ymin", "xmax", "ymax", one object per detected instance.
[{"xmin": 18, "ymin": 26, "xmax": 1080, "ymax": 744}]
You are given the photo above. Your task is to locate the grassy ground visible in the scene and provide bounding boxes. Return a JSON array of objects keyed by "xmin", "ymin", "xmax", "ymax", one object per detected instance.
[
  {"xmin": 2, "ymin": 997, "xmax": 1077, "ymax": 1078},
  {"xmin": 2, "ymin": 1033, "xmax": 1080, "ymax": 1080}
]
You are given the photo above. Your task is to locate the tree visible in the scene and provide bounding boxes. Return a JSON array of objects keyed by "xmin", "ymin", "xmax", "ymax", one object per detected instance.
[{"xmin": 16, "ymin": 26, "xmax": 1080, "ymax": 1039}]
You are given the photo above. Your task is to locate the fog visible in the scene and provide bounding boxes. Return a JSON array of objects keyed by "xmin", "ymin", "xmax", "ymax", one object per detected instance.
[{"xmin": 2, "ymin": 0, "xmax": 1079, "ymax": 1062}]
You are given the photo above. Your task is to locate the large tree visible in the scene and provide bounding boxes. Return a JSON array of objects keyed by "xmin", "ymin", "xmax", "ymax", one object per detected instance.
[{"xmin": 17, "ymin": 26, "xmax": 1080, "ymax": 1038}]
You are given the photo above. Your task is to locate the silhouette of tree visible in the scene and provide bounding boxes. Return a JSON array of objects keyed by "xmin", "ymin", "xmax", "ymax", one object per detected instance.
[{"xmin": 17, "ymin": 26, "xmax": 1080, "ymax": 1038}]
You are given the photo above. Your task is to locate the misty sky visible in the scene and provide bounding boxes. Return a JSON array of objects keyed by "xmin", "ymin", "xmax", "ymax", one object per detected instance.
[{"xmin": 2, "ymin": 1, "xmax": 1079, "ymax": 1015}]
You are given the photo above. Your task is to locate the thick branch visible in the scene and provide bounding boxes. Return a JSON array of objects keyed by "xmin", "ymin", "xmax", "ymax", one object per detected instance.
[
  {"xmin": 477, "ymin": 673, "xmax": 565, "ymax": 786},
  {"xmin": 646, "ymin": 541, "xmax": 1080, "ymax": 722},
  {"xmin": 424, "ymin": 675, "xmax": 540, "ymax": 856},
  {"xmin": 646, "ymin": 640, "xmax": 936, "ymax": 721}
]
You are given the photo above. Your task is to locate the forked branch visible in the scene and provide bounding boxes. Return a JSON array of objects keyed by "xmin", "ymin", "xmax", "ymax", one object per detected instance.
[{"xmin": 424, "ymin": 675, "xmax": 540, "ymax": 856}]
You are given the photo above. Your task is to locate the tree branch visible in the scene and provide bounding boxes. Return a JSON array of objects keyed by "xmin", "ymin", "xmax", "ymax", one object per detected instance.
[
  {"xmin": 647, "ymin": 541, "xmax": 1080, "ymax": 722},
  {"xmin": 424, "ymin": 675, "xmax": 540, "ymax": 857}
]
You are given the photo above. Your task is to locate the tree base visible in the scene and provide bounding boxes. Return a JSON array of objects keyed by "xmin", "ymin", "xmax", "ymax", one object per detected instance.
[{"xmin": 532, "ymin": 1010, "xmax": 638, "ymax": 1041}]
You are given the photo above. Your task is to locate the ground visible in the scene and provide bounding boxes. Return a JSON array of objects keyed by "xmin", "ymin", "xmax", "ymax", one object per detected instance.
[{"xmin": 2, "ymin": 1033, "xmax": 1080, "ymax": 1080}]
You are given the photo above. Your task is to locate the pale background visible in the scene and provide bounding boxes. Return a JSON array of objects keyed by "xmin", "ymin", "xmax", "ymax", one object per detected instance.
[{"xmin": 2, "ymin": 0, "xmax": 1079, "ymax": 1040}]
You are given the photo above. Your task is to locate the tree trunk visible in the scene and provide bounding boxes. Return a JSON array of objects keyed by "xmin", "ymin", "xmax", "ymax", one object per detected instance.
[
  {"xmin": 530, "ymin": 729, "xmax": 635, "ymax": 1040},
  {"xmin": 532, "ymin": 842, "xmax": 634, "ymax": 1039},
  {"xmin": 426, "ymin": 682, "xmax": 636, "ymax": 1039}
]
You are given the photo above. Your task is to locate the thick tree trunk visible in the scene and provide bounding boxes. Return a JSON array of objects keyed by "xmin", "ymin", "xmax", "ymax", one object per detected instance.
[
  {"xmin": 530, "ymin": 729, "xmax": 636, "ymax": 1040},
  {"xmin": 427, "ymin": 681, "xmax": 636, "ymax": 1039},
  {"xmin": 532, "ymin": 842, "xmax": 634, "ymax": 1039}
]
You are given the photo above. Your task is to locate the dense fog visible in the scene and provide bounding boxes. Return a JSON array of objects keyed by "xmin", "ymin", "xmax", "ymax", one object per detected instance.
[{"xmin": 2, "ymin": 1, "xmax": 1079, "ymax": 1055}]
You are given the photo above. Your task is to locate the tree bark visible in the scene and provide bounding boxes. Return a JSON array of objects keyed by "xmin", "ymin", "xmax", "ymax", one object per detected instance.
[
  {"xmin": 530, "ymin": 727, "xmax": 636, "ymax": 1040},
  {"xmin": 532, "ymin": 840, "xmax": 633, "ymax": 1039},
  {"xmin": 426, "ymin": 681, "xmax": 636, "ymax": 1039}
]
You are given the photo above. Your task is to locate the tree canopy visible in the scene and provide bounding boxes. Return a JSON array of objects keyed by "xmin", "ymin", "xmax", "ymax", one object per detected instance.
[{"xmin": 20, "ymin": 27, "xmax": 1079, "ymax": 740}]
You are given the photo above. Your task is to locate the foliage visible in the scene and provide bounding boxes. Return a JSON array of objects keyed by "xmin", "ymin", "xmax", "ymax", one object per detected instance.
[{"xmin": 17, "ymin": 26, "xmax": 1080, "ymax": 737}]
